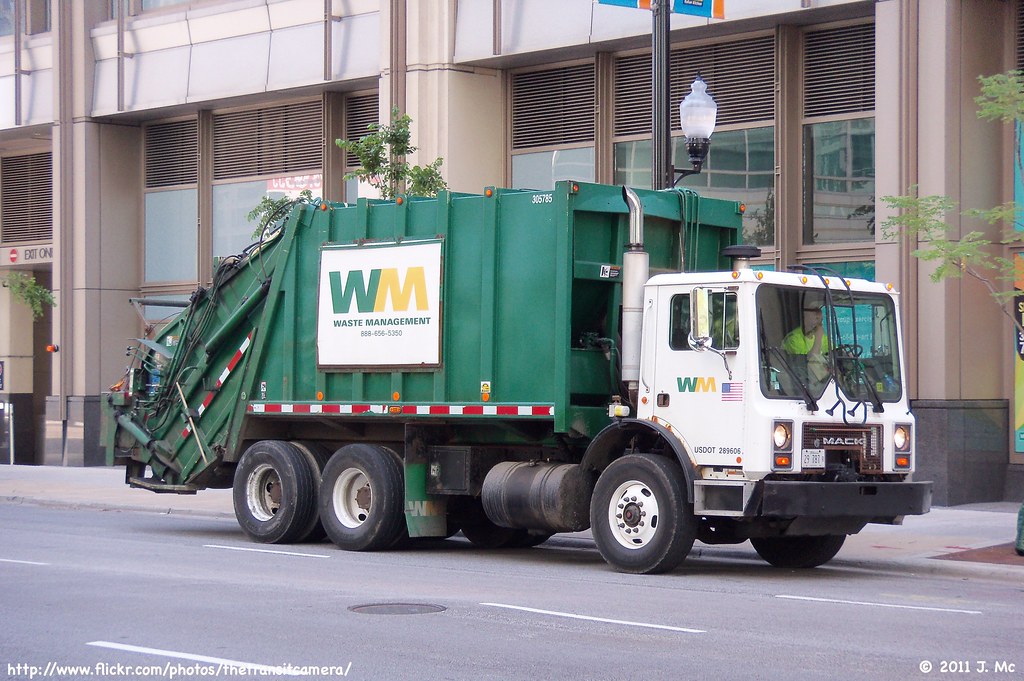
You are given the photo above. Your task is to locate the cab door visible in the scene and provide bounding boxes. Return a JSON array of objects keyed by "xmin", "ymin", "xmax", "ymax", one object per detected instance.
[{"xmin": 647, "ymin": 286, "xmax": 746, "ymax": 468}]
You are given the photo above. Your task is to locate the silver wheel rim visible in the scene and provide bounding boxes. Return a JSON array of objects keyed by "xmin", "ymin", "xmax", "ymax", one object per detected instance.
[
  {"xmin": 607, "ymin": 479, "xmax": 660, "ymax": 550},
  {"xmin": 246, "ymin": 463, "xmax": 281, "ymax": 522},
  {"xmin": 332, "ymin": 467, "xmax": 371, "ymax": 529}
]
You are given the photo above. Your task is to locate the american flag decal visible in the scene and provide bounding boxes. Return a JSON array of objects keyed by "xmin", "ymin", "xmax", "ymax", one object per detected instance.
[{"xmin": 721, "ymin": 382, "xmax": 744, "ymax": 402}]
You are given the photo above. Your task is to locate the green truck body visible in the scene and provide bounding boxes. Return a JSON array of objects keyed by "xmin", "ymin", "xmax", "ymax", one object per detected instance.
[{"xmin": 105, "ymin": 182, "xmax": 739, "ymax": 489}]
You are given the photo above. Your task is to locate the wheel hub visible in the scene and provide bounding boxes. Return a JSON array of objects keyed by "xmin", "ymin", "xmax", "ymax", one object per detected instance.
[
  {"xmin": 607, "ymin": 480, "xmax": 659, "ymax": 550},
  {"xmin": 621, "ymin": 501, "xmax": 643, "ymax": 528},
  {"xmin": 333, "ymin": 467, "xmax": 372, "ymax": 529},
  {"xmin": 246, "ymin": 463, "xmax": 282, "ymax": 522}
]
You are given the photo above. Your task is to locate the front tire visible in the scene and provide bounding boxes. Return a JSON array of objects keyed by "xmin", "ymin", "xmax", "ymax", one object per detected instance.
[
  {"xmin": 319, "ymin": 444, "xmax": 406, "ymax": 551},
  {"xmin": 233, "ymin": 440, "xmax": 318, "ymax": 544},
  {"xmin": 750, "ymin": 534, "xmax": 846, "ymax": 568},
  {"xmin": 590, "ymin": 454, "xmax": 696, "ymax": 574}
]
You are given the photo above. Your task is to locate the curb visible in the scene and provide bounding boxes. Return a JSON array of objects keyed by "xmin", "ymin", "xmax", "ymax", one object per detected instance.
[{"xmin": 0, "ymin": 494, "xmax": 236, "ymax": 520}]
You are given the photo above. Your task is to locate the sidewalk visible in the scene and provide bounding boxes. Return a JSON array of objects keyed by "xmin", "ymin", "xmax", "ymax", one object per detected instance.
[
  {"xmin": 1, "ymin": 464, "xmax": 1021, "ymax": 574},
  {"xmin": 0, "ymin": 463, "xmax": 233, "ymax": 518}
]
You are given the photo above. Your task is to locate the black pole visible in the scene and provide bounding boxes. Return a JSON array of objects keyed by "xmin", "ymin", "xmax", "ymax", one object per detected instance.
[{"xmin": 651, "ymin": 0, "xmax": 671, "ymax": 190}]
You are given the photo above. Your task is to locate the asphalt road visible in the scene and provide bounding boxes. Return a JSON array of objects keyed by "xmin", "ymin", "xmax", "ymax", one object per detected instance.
[{"xmin": 1, "ymin": 503, "xmax": 1021, "ymax": 681}]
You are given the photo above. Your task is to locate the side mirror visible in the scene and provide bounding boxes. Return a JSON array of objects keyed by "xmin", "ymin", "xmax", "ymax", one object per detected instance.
[{"xmin": 689, "ymin": 288, "xmax": 711, "ymax": 351}]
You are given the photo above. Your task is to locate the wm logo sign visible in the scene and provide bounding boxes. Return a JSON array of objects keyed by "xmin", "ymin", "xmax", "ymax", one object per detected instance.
[
  {"xmin": 677, "ymin": 376, "xmax": 716, "ymax": 392},
  {"xmin": 328, "ymin": 267, "xmax": 429, "ymax": 314}
]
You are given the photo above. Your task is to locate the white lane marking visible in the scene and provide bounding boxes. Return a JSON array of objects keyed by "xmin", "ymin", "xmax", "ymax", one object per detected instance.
[
  {"xmin": 87, "ymin": 641, "xmax": 302, "ymax": 676},
  {"xmin": 203, "ymin": 544, "xmax": 331, "ymax": 559},
  {"xmin": 0, "ymin": 558, "xmax": 50, "ymax": 566},
  {"xmin": 776, "ymin": 594, "xmax": 982, "ymax": 615},
  {"xmin": 481, "ymin": 602, "xmax": 705, "ymax": 633}
]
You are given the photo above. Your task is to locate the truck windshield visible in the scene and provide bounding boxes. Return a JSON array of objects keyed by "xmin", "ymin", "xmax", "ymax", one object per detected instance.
[{"xmin": 756, "ymin": 285, "xmax": 902, "ymax": 403}]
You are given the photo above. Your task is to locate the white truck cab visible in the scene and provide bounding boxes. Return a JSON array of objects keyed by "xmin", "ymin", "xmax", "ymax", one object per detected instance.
[{"xmin": 636, "ymin": 268, "xmax": 926, "ymax": 533}]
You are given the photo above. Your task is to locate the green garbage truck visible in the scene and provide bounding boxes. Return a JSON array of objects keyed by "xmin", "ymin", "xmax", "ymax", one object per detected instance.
[{"xmin": 103, "ymin": 181, "xmax": 931, "ymax": 574}]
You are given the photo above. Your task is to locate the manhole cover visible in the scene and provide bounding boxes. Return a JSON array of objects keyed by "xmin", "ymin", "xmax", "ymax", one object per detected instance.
[{"xmin": 349, "ymin": 603, "xmax": 447, "ymax": 615}]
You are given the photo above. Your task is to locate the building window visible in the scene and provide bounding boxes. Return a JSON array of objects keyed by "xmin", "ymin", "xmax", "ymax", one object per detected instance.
[
  {"xmin": 801, "ymin": 23, "xmax": 875, "ymax": 245},
  {"xmin": 211, "ymin": 174, "xmax": 321, "ymax": 258},
  {"xmin": 0, "ymin": 0, "xmax": 49, "ymax": 36},
  {"xmin": 802, "ymin": 118, "xmax": 875, "ymax": 244},
  {"xmin": 0, "ymin": 152, "xmax": 52, "ymax": 245},
  {"xmin": 612, "ymin": 36, "xmax": 775, "ymax": 247},
  {"xmin": 143, "ymin": 120, "xmax": 197, "ymax": 283},
  {"xmin": 212, "ymin": 100, "xmax": 323, "ymax": 258},
  {"xmin": 804, "ymin": 260, "xmax": 876, "ymax": 281},
  {"xmin": 343, "ymin": 92, "xmax": 379, "ymax": 202},
  {"xmin": 0, "ymin": 1, "xmax": 11, "ymax": 35},
  {"xmin": 510, "ymin": 64, "xmax": 595, "ymax": 189},
  {"xmin": 139, "ymin": 0, "xmax": 188, "ymax": 11},
  {"xmin": 676, "ymin": 126, "xmax": 775, "ymax": 247},
  {"xmin": 512, "ymin": 148, "xmax": 595, "ymax": 191},
  {"xmin": 145, "ymin": 189, "xmax": 197, "ymax": 282}
]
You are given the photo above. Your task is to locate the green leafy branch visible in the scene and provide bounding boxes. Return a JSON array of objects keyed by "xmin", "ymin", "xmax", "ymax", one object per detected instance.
[
  {"xmin": 335, "ymin": 108, "xmax": 448, "ymax": 200},
  {"xmin": 880, "ymin": 187, "xmax": 1024, "ymax": 335},
  {"xmin": 1, "ymin": 271, "xmax": 56, "ymax": 320},
  {"xmin": 248, "ymin": 189, "xmax": 314, "ymax": 239}
]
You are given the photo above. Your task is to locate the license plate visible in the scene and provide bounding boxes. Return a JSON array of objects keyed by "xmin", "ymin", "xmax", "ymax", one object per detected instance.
[{"xmin": 801, "ymin": 448, "xmax": 825, "ymax": 469}]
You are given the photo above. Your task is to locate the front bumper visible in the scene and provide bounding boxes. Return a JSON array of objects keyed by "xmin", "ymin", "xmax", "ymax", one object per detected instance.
[{"xmin": 757, "ymin": 480, "xmax": 932, "ymax": 519}]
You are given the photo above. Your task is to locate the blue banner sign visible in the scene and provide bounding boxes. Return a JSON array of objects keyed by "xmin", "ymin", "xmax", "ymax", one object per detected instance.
[{"xmin": 597, "ymin": 0, "xmax": 724, "ymax": 19}]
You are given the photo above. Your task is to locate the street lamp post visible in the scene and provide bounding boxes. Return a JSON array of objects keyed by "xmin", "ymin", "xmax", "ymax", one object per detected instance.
[
  {"xmin": 672, "ymin": 75, "xmax": 717, "ymax": 185},
  {"xmin": 650, "ymin": 0, "xmax": 718, "ymax": 189}
]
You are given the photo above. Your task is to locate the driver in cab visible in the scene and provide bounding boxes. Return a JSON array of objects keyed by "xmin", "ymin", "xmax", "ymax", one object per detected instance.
[{"xmin": 783, "ymin": 297, "xmax": 830, "ymax": 381}]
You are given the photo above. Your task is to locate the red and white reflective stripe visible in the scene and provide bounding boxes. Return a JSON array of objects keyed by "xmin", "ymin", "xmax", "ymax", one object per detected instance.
[
  {"xmin": 181, "ymin": 331, "xmax": 254, "ymax": 439},
  {"xmin": 247, "ymin": 403, "xmax": 554, "ymax": 417},
  {"xmin": 250, "ymin": 403, "xmax": 386, "ymax": 415}
]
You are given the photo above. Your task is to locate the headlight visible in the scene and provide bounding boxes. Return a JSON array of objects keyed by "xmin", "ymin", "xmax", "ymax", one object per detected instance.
[
  {"xmin": 894, "ymin": 424, "xmax": 912, "ymax": 469},
  {"xmin": 772, "ymin": 422, "xmax": 792, "ymax": 450},
  {"xmin": 894, "ymin": 424, "xmax": 911, "ymax": 452},
  {"xmin": 772, "ymin": 421, "xmax": 793, "ymax": 470}
]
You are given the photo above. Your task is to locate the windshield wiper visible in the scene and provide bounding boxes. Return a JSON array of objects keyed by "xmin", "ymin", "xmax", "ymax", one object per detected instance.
[
  {"xmin": 831, "ymin": 348, "xmax": 884, "ymax": 414},
  {"xmin": 769, "ymin": 345, "xmax": 819, "ymax": 412},
  {"xmin": 850, "ymin": 360, "xmax": 884, "ymax": 413}
]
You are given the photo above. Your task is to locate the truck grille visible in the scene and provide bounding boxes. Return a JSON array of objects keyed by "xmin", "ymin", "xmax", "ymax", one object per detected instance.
[{"xmin": 802, "ymin": 423, "xmax": 882, "ymax": 474}]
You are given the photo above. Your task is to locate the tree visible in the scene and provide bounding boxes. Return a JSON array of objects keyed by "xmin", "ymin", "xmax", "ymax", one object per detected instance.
[
  {"xmin": 0, "ymin": 271, "xmax": 55, "ymax": 320},
  {"xmin": 335, "ymin": 108, "xmax": 448, "ymax": 200},
  {"xmin": 880, "ymin": 70, "xmax": 1024, "ymax": 336}
]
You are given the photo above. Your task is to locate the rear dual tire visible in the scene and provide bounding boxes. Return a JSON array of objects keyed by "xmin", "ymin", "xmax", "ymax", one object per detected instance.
[
  {"xmin": 233, "ymin": 440, "xmax": 320, "ymax": 544},
  {"xmin": 319, "ymin": 444, "xmax": 407, "ymax": 551}
]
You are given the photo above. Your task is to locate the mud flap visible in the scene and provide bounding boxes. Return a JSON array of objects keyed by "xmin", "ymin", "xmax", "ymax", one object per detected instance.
[{"xmin": 404, "ymin": 426, "xmax": 448, "ymax": 537}]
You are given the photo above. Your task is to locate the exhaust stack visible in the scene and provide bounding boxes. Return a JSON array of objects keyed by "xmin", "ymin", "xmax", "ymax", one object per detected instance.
[{"xmin": 621, "ymin": 186, "xmax": 648, "ymax": 400}]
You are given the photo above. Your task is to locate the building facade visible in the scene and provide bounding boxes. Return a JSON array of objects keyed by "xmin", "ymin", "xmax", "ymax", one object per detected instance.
[{"xmin": 0, "ymin": 0, "xmax": 1019, "ymax": 504}]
